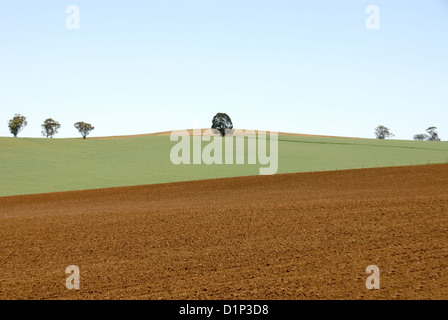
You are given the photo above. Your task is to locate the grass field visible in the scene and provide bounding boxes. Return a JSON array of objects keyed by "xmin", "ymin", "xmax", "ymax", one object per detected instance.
[{"xmin": 1, "ymin": 132, "xmax": 448, "ymax": 196}]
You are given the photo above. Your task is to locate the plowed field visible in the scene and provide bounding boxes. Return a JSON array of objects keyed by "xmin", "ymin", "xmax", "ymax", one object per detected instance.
[{"xmin": 1, "ymin": 164, "xmax": 448, "ymax": 299}]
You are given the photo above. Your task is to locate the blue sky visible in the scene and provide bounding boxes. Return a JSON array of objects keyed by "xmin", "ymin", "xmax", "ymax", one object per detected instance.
[{"xmin": 0, "ymin": 0, "xmax": 447, "ymax": 139}]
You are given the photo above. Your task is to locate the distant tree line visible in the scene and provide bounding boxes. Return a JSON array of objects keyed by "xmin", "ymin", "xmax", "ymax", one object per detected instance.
[
  {"xmin": 7, "ymin": 114, "xmax": 94, "ymax": 139},
  {"xmin": 374, "ymin": 125, "xmax": 441, "ymax": 141},
  {"xmin": 5, "ymin": 113, "xmax": 443, "ymax": 142}
]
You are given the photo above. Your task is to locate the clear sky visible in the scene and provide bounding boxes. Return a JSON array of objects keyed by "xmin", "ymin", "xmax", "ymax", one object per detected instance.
[{"xmin": 0, "ymin": 0, "xmax": 447, "ymax": 139}]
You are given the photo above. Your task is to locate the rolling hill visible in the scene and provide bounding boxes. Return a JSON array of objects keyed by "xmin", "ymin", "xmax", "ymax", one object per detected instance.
[{"xmin": 1, "ymin": 130, "xmax": 447, "ymax": 196}]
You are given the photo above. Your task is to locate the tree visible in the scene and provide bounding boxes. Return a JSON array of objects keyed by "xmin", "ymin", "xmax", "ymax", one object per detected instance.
[
  {"xmin": 41, "ymin": 118, "xmax": 61, "ymax": 138},
  {"xmin": 211, "ymin": 112, "xmax": 233, "ymax": 136},
  {"xmin": 8, "ymin": 114, "xmax": 27, "ymax": 137},
  {"xmin": 425, "ymin": 126, "xmax": 440, "ymax": 141},
  {"xmin": 375, "ymin": 125, "xmax": 394, "ymax": 139},
  {"xmin": 74, "ymin": 122, "xmax": 95, "ymax": 139},
  {"xmin": 413, "ymin": 134, "xmax": 428, "ymax": 141}
]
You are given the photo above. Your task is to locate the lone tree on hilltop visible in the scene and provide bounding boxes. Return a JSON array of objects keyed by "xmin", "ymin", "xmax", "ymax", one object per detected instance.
[
  {"xmin": 425, "ymin": 126, "xmax": 441, "ymax": 141},
  {"xmin": 74, "ymin": 122, "xmax": 95, "ymax": 139},
  {"xmin": 41, "ymin": 118, "xmax": 61, "ymax": 138},
  {"xmin": 212, "ymin": 112, "xmax": 233, "ymax": 136},
  {"xmin": 375, "ymin": 125, "xmax": 394, "ymax": 139},
  {"xmin": 8, "ymin": 114, "xmax": 27, "ymax": 137}
]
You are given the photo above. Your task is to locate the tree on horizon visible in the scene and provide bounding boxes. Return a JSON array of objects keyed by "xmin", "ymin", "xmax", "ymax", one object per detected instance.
[
  {"xmin": 74, "ymin": 122, "xmax": 95, "ymax": 139},
  {"xmin": 375, "ymin": 125, "xmax": 394, "ymax": 139},
  {"xmin": 41, "ymin": 118, "xmax": 61, "ymax": 138},
  {"xmin": 211, "ymin": 112, "xmax": 233, "ymax": 137},
  {"xmin": 413, "ymin": 126, "xmax": 441, "ymax": 141},
  {"xmin": 8, "ymin": 114, "xmax": 27, "ymax": 137},
  {"xmin": 425, "ymin": 126, "xmax": 441, "ymax": 141}
]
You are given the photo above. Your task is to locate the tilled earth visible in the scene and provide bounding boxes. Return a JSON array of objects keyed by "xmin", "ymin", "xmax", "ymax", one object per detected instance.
[{"xmin": 1, "ymin": 164, "xmax": 447, "ymax": 300}]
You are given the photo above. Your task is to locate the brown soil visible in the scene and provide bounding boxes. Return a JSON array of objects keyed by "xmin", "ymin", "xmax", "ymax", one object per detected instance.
[{"xmin": 1, "ymin": 164, "xmax": 447, "ymax": 300}]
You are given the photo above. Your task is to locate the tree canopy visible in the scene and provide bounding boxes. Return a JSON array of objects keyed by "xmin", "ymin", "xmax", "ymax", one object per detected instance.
[
  {"xmin": 375, "ymin": 125, "xmax": 394, "ymax": 139},
  {"xmin": 211, "ymin": 113, "xmax": 233, "ymax": 136},
  {"xmin": 74, "ymin": 122, "xmax": 95, "ymax": 139},
  {"xmin": 413, "ymin": 134, "xmax": 428, "ymax": 141},
  {"xmin": 41, "ymin": 118, "xmax": 61, "ymax": 138},
  {"xmin": 413, "ymin": 127, "xmax": 441, "ymax": 141},
  {"xmin": 8, "ymin": 114, "xmax": 27, "ymax": 137},
  {"xmin": 425, "ymin": 126, "xmax": 440, "ymax": 141}
]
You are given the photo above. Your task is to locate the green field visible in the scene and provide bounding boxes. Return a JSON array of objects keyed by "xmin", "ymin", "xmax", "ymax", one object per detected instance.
[{"xmin": 1, "ymin": 133, "xmax": 448, "ymax": 196}]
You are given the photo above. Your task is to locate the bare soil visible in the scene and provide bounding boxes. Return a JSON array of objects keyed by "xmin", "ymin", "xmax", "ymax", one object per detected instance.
[{"xmin": 1, "ymin": 164, "xmax": 447, "ymax": 300}]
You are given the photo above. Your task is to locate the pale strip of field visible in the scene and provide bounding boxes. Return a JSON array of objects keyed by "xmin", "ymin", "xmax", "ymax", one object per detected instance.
[{"xmin": 90, "ymin": 129, "xmax": 361, "ymax": 140}]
